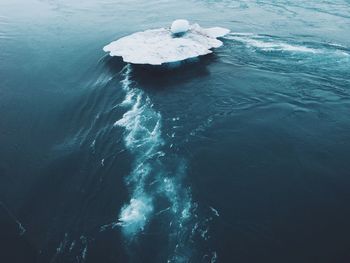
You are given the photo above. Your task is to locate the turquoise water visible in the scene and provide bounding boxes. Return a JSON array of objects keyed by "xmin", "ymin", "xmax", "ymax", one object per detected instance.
[{"xmin": 1, "ymin": 0, "xmax": 350, "ymax": 262}]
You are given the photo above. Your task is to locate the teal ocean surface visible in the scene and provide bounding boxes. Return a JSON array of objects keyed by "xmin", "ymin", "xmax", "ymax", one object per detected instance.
[{"xmin": 1, "ymin": 0, "xmax": 350, "ymax": 262}]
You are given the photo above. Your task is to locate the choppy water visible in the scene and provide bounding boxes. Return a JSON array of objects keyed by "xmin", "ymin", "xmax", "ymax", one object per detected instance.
[{"xmin": 1, "ymin": 0, "xmax": 350, "ymax": 263}]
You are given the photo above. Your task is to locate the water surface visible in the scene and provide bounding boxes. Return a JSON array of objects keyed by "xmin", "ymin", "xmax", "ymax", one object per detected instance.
[{"xmin": 1, "ymin": 0, "xmax": 350, "ymax": 262}]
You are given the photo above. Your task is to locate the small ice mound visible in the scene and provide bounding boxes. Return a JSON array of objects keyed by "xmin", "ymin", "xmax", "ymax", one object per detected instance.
[
  {"xmin": 103, "ymin": 20, "xmax": 230, "ymax": 65},
  {"xmin": 171, "ymin": 19, "xmax": 190, "ymax": 35}
]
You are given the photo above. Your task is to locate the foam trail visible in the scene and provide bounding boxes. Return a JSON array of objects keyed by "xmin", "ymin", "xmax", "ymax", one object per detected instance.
[
  {"xmin": 226, "ymin": 33, "xmax": 320, "ymax": 53},
  {"xmin": 114, "ymin": 64, "xmax": 162, "ymax": 236},
  {"xmin": 114, "ymin": 64, "xmax": 216, "ymax": 262}
]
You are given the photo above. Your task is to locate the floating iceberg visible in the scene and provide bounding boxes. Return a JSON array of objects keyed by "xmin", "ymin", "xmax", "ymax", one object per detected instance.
[{"xmin": 103, "ymin": 20, "xmax": 230, "ymax": 65}]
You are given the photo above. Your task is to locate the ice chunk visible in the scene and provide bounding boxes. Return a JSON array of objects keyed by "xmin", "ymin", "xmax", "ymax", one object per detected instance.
[
  {"xmin": 103, "ymin": 20, "xmax": 230, "ymax": 65},
  {"xmin": 203, "ymin": 27, "xmax": 231, "ymax": 38},
  {"xmin": 171, "ymin": 19, "xmax": 190, "ymax": 34}
]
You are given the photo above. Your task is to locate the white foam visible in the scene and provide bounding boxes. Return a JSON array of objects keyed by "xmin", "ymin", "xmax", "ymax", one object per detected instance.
[
  {"xmin": 69, "ymin": 241, "xmax": 75, "ymax": 252},
  {"xmin": 114, "ymin": 65, "xmax": 163, "ymax": 236},
  {"xmin": 118, "ymin": 197, "xmax": 153, "ymax": 235},
  {"xmin": 103, "ymin": 22, "xmax": 230, "ymax": 65},
  {"xmin": 160, "ymin": 175, "xmax": 192, "ymax": 218},
  {"xmin": 226, "ymin": 34, "xmax": 319, "ymax": 53},
  {"xmin": 209, "ymin": 206, "xmax": 220, "ymax": 217},
  {"xmin": 114, "ymin": 65, "xmax": 214, "ymax": 261},
  {"xmin": 211, "ymin": 252, "xmax": 218, "ymax": 263}
]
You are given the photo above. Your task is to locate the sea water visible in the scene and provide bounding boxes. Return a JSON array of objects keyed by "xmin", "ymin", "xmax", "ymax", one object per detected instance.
[{"xmin": 1, "ymin": 0, "xmax": 350, "ymax": 262}]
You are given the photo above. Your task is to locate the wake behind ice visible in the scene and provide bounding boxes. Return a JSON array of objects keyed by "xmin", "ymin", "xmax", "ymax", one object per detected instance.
[{"xmin": 103, "ymin": 19, "xmax": 230, "ymax": 65}]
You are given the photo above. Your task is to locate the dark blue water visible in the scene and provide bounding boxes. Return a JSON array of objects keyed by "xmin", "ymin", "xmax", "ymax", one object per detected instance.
[{"xmin": 1, "ymin": 0, "xmax": 350, "ymax": 262}]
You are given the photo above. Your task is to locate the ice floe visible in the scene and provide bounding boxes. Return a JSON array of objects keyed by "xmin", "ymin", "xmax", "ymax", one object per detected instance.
[{"xmin": 103, "ymin": 20, "xmax": 230, "ymax": 65}]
